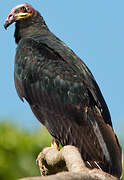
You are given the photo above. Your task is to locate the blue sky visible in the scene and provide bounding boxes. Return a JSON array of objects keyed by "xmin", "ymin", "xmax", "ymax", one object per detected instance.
[{"xmin": 0, "ymin": 1, "xmax": 124, "ymax": 138}]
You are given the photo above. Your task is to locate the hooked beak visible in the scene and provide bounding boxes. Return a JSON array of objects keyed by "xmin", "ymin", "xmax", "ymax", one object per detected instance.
[
  {"xmin": 4, "ymin": 20, "xmax": 10, "ymax": 29},
  {"xmin": 4, "ymin": 14, "xmax": 16, "ymax": 30}
]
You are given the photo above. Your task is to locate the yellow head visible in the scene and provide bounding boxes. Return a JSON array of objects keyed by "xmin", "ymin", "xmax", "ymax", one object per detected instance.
[{"xmin": 4, "ymin": 3, "xmax": 34, "ymax": 29}]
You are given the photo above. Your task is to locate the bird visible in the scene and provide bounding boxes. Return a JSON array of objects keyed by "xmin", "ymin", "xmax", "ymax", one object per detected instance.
[{"xmin": 4, "ymin": 3, "xmax": 122, "ymax": 178}]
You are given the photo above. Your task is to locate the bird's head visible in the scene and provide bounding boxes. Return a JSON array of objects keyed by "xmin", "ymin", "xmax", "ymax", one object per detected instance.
[{"xmin": 4, "ymin": 3, "xmax": 34, "ymax": 29}]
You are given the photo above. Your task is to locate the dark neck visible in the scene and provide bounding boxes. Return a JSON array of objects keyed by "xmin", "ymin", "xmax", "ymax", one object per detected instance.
[{"xmin": 14, "ymin": 11, "xmax": 49, "ymax": 44}]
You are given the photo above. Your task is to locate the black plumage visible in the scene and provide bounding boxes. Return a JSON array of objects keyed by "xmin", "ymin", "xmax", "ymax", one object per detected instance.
[{"xmin": 4, "ymin": 3, "xmax": 122, "ymax": 178}]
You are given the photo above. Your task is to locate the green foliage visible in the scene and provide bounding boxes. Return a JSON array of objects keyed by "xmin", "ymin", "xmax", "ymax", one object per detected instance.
[
  {"xmin": 0, "ymin": 122, "xmax": 52, "ymax": 180},
  {"xmin": 0, "ymin": 122, "xmax": 123, "ymax": 180}
]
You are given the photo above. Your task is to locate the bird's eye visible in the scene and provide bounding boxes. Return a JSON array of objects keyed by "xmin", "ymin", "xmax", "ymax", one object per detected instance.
[
  {"xmin": 15, "ymin": 9, "xmax": 19, "ymax": 13},
  {"xmin": 25, "ymin": 6, "xmax": 32, "ymax": 13},
  {"xmin": 14, "ymin": 7, "xmax": 27, "ymax": 14},
  {"xmin": 26, "ymin": 7, "xmax": 30, "ymax": 11},
  {"xmin": 21, "ymin": 7, "xmax": 27, "ymax": 12}
]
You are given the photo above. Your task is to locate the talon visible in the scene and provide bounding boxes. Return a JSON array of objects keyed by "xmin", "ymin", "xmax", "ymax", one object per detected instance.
[
  {"xmin": 36, "ymin": 157, "xmax": 39, "ymax": 165},
  {"xmin": 51, "ymin": 138, "xmax": 59, "ymax": 150},
  {"xmin": 36, "ymin": 152, "xmax": 42, "ymax": 164},
  {"xmin": 36, "ymin": 158, "xmax": 38, "ymax": 165}
]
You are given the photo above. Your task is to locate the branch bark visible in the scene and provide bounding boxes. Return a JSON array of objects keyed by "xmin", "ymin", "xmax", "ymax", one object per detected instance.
[{"xmin": 18, "ymin": 145, "xmax": 119, "ymax": 180}]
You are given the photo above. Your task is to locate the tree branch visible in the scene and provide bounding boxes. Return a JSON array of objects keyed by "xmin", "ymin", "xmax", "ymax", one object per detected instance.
[{"xmin": 18, "ymin": 145, "xmax": 119, "ymax": 180}]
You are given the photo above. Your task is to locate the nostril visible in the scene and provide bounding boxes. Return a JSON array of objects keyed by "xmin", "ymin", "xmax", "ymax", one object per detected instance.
[{"xmin": 8, "ymin": 14, "xmax": 13, "ymax": 21}]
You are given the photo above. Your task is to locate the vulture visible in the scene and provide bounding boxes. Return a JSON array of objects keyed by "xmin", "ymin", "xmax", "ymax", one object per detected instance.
[{"xmin": 4, "ymin": 3, "xmax": 122, "ymax": 178}]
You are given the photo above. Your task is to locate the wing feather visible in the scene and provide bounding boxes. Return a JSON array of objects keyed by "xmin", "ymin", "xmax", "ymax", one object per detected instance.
[
  {"xmin": 14, "ymin": 36, "xmax": 122, "ymax": 177},
  {"xmin": 31, "ymin": 34, "xmax": 112, "ymax": 126}
]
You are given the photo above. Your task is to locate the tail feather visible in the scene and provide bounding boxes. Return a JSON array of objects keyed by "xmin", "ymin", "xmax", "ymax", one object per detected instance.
[{"xmin": 86, "ymin": 107, "xmax": 122, "ymax": 178}]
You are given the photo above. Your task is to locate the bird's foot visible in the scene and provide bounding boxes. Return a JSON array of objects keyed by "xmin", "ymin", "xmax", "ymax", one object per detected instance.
[
  {"xmin": 36, "ymin": 138, "xmax": 60, "ymax": 176},
  {"xmin": 51, "ymin": 138, "xmax": 59, "ymax": 150},
  {"xmin": 36, "ymin": 152, "xmax": 48, "ymax": 176}
]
